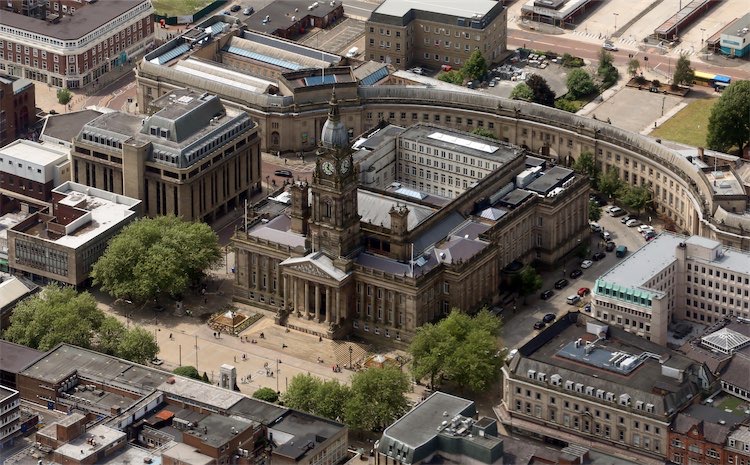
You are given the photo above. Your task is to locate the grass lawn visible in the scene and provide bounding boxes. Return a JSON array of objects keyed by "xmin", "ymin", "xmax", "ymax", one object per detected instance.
[
  {"xmin": 651, "ymin": 98, "xmax": 716, "ymax": 147},
  {"xmin": 152, "ymin": 0, "xmax": 217, "ymax": 17},
  {"xmin": 715, "ymin": 395, "xmax": 745, "ymax": 413}
]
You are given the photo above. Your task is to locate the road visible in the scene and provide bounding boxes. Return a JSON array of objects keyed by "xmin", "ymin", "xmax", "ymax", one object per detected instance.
[{"xmin": 507, "ymin": 29, "xmax": 750, "ymax": 80}]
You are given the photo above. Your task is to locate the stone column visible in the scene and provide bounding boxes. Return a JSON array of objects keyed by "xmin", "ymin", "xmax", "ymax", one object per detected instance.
[
  {"xmin": 391, "ymin": 296, "xmax": 397, "ymax": 328},
  {"xmin": 293, "ymin": 277, "xmax": 298, "ymax": 315},
  {"xmin": 276, "ymin": 264, "xmax": 282, "ymax": 299},
  {"xmin": 325, "ymin": 286, "xmax": 332, "ymax": 323},
  {"xmin": 304, "ymin": 281, "xmax": 310, "ymax": 318},
  {"xmin": 359, "ymin": 287, "xmax": 366, "ymax": 320},
  {"xmin": 314, "ymin": 285, "xmax": 321, "ymax": 322},
  {"xmin": 255, "ymin": 255, "xmax": 261, "ymax": 291},
  {"xmin": 283, "ymin": 275, "xmax": 288, "ymax": 310},
  {"xmin": 336, "ymin": 289, "xmax": 342, "ymax": 324}
]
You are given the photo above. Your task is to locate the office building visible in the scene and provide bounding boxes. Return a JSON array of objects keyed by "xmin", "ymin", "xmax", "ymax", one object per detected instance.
[
  {"xmin": 71, "ymin": 89, "xmax": 261, "ymax": 222},
  {"xmin": 0, "ymin": 74, "xmax": 35, "ymax": 146},
  {"xmin": 0, "ymin": 0, "xmax": 154, "ymax": 88},
  {"xmin": 719, "ymin": 14, "xmax": 750, "ymax": 58},
  {"xmin": 0, "ymin": 386, "xmax": 21, "ymax": 450},
  {"xmin": 499, "ymin": 312, "xmax": 710, "ymax": 463},
  {"xmin": 7, "ymin": 181, "xmax": 140, "ymax": 285},
  {"xmin": 365, "ymin": 0, "xmax": 507, "ymax": 70},
  {"xmin": 248, "ymin": 0, "xmax": 345, "ymax": 39},
  {"xmin": 592, "ymin": 233, "xmax": 750, "ymax": 345}
]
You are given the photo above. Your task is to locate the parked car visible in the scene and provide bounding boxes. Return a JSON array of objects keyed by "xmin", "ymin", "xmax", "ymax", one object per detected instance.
[
  {"xmin": 243, "ymin": 6, "xmax": 254, "ymax": 15},
  {"xmin": 441, "ymin": 64, "xmax": 453, "ymax": 72},
  {"xmin": 592, "ymin": 251, "xmax": 606, "ymax": 261},
  {"xmin": 580, "ymin": 259, "xmax": 593, "ymax": 269},
  {"xmin": 616, "ymin": 245, "xmax": 628, "ymax": 257},
  {"xmin": 578, "ymin": 287, "xmax": 591, "ymax": 297},
  {"xmin": 583, "ymin": 303, "xmax": 592, "ymax": 312},
  {"xmin": 554, "ymin": 278, "xmax": 569, "ymax": 289},
  {"xmin": 603, "ymin": 42, "xmax": 618, "ymax": 51},
  {"xmin": 410, "ymin": 67, "xmax": 426, "ymax": 75},
  {"xmin": 600, "ymin": 230, "xmax": 612, "ymax": 241},
  {"xmin": 605, "ymin": 241, "xmax": 616, "ymax": 252},
  {"xmin": 489, "ymin": 80, "xmax": 496, "ymax": 87},
  {"xmin": 566, "ymin": 295, "xmax": 581, "ymax": 305},
  {"xmin": 570, "ymin": 269, "xmax": 583, "ymax": 279},
  {"xmin": 274, "ymin": 169, "xmax": 293, "ymax": 178},
  {"xmin": 230, "ymin": 4, "xmax": 241, "ymax": 12},
  {"xmin": 150, "ymin": 358, "xmax": 164, "ymax": 366},
  {"xmin": 346, "ymin": 47, "xmax": 359, "ymax": 58},
  {"xmin": 589, "ymin": 222, "xmax": 601, "ymax": 232},
  {"xmin": 620, "ymin": 215, "xmax": 633, "ymax": 224},
  {"xmin": 543, "ymin": 313, "xmax": 556, "ymax": 323},
  {"xmin": 637, "ymin": 224, "xmax": 654, "ymax": 234},
  {"xmin": 626, "ymin": 219, "xmax": 640, "ymax": 227},
  {"xmin": 644, "ymin": 231, "xmax": 657, "ymax": 241},
  {"xmin": 609, "ymin": 207, "xmax": 627, "ymax": 217},
  {"xmin": 540, "ymin": 289, "xmax": 554, "ymax": 300},
  {"xmin": 533, "ymin": 321, "xmax": 546, "ymax": 330}
]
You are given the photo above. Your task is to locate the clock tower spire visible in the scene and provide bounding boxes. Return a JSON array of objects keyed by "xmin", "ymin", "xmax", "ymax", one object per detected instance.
[{"xmin": 309, "ymin": 89, "xmax": 360, "ymax": 259}]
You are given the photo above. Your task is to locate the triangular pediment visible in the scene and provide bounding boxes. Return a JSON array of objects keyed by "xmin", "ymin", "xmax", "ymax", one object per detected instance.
[{"xmin": 280, "ymin": 252, "xmax": 350, "ymax": 282}]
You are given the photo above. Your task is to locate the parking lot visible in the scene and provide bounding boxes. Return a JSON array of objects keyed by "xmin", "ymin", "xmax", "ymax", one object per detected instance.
[{"xmin": 500, "ymin": 200, "xmax": 656, "ymax": 351}]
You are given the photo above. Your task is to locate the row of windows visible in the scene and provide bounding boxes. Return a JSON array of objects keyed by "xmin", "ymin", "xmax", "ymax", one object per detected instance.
[
  {"xmin": 687, "ymin": 263, "xmax": 749, "ymax": 284},
  {"xmin": 366, "ymin": 111, "xmax": 497, "ymax": 132},
  {"xmin": 14, "ymin": 240, "xmax": 69, "ymax": 277}
]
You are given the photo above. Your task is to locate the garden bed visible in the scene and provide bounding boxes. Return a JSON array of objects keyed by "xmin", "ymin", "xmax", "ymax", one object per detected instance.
[{"xmin": 625, "ymin": 78, "xmax": 690, "ymax": 97}]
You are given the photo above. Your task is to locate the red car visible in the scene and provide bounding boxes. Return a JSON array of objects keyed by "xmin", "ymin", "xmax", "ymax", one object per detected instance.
[{"xmin": 577, "ymin": 287, "xmax": 591, "ymax": 297}]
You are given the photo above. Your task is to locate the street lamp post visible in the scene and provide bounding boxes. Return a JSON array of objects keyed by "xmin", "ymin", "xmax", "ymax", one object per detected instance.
[
  {"xmin": 349, "ymin": 345, "xmax": 353, "ymax": 369},
  {"xmin": 613, "ymin": 13, "xmax": 618, "ymax": 35}
]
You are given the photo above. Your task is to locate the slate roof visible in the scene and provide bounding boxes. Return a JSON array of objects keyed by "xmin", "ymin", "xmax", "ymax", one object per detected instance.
[{"xmin": 722, "ymin": 355, "xmax": 750, "ymax": 391}]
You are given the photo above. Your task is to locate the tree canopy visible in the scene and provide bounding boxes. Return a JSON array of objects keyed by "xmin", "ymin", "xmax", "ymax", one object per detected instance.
[
  {"xmin": 253, "ymin": 387, "xmax": 279, "ymax": 403},
  {"xmin": 672, "ymin": 53, "xmax": 694, "ymax": 88},
  {"xmin": 91, "ymin": 216, "xmax": 221, "ymax": 302},
  {"xmin": 57, "ymin": 88, "xmax": 72, "ymax": 105},
  {"xmin": 409, "ymin": 309, "xmax": 503, "ymax": 392},
  {"xmin": 472, "ymin": 127, "xmax": 498, "ymax": 139},
  {"xmin": 462, "ymin": 49, "xmax": 487, "ymax": 81},
  {"xmin": 510, "ymin": 82, "xmax": 534, "ymax": 101},
  {"xmin": 597, "ymin": 167, "xmax": 624, "ymax": 199},
  {"xmin": 627, "ymin": 58, "xmax": 640, "ymax": 77},
  {"xmin": 619, "ymin": 184, "xmax": 652, "ymax": 216},
  {"xmin": 589, "ymin": 200, "xmax": 602, "ymax": 222},
  {"xmin": 4, "ymin": 285, "xmax": 158, "ymax": 363},
  {"xmin": 526, "ymin": 74, "xmax": 556, "ymax": 107},
  {"xmin": 344, "ymin": 367, "xmax": 410, "ymax": 431},
  {"xmin": 282, "ymin": 373, "xmax": 324, "ymax": 414},
  {"xmin": 3, "ymin": 285, "xmax": 102, "ymax": 350},
  {"xmin": 173, "ymin": 366, "xmax": 201, "ymax": 380},
  {"xmin": 706, "ymin": 80, "xmax": 750, "ymax": 155},
  {"xmin": 572, "ymin": 151, "xmax": 599, "ymax": 179},
  {"xmin": 566, "ymin": 69, "xmax": 597, "ymax": 99},
  {"xmin": 437, "ymin": 70, "xmax": 464, "ymax": 85},
  {"xmin": 513, "ymin": 267, "xmax": 543, "ymax": 303}
]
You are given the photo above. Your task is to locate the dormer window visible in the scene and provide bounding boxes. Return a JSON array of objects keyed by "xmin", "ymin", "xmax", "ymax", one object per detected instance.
[{"xmin": 150, "ymin": 127, "xmax": 158, "ymax": 136}]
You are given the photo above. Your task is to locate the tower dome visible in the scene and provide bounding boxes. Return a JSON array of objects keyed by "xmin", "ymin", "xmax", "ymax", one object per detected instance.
[{"xmin": 320, "ymin": 89, "xmax": 349, "ymax": 150}]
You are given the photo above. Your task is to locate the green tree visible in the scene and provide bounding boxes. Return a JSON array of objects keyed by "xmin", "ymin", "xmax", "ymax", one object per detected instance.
[
  {"xmin": 437, "ymin": 70, "xmax": 464, "ymax": 85},
  {"xmin": 510, "ymin": 82, "xmax": 533, "ymax": 101},
  {"xmin": 627, "ymin": 58, "xmax": 640, "ymax": 77},
  {"xmin": 3, "ymin": 285, "xmax": 103, "ymax": 351},
  {"xmin": 554, "ymin": 98, "xmax": 579, "ymax": 113},
  {"xmin": 597, "ymin": 167, "xmax": 623, "ymax": 199},
  {"xmin": 566, "ymin": 69, "xmax": 597, "ymax": 99},
  {"xmin": 589, "ymin": 200, "xmax": 602, "ymax": 222},
  {"xmin": 526, "ymin": 74, "xmax": 556, "ymax": 107},
  {"xmin": 619, "ymin": 184, "xmax": 652, "ymax": 216},
  {"xmin": 253, "ymin": 387, "xmax": 279, "ymax": 403},
  {"xmin": 117, "ymin": 326, "xmax": 158, "ymax": 365},
  {"xmin": 56, "ymin": 88, "xmax": 72, "ymax": 106},
  {"xmin": 344, "ymin": 367, "xmax": 410, "ymax": 431},
  {"xmin": 409, "ymin": 309, "xmax": 502, "ymax": 392},
  {"xmin": 597, "ymin": 49, "xmax": 614, "ymax": 70},
  {"xmin": 462, "ymin": 49, "xmax": 487, "ymax": 81},
  {"xmin": 706, "ymin": 80, "xmax": 750, "ymax": 155},
  {"xmin": 313, "ymin": 380, "xmax": 350, "ymax": 421},
  {"xmin": 91, "ymin": 216, "xmax": 221, "ymax": 302},
  {"xmin": 572, "ymin": 151, "xmax": 598, "ymax": 179},
  {"xmin": 598, "ymin": 64, "xmax": 619, "ymax": 88},
  {"xmin": 97, "ymin": 316, "xmax": 126, "ymax": 355},
  {"xmin": 561, "ymin": 53, "xmax": 584, "ymax": 68},
  {"xmin": 282, "ymin": 373, "xmax": 322, "ymax": 413},
  {"xmin": 672, "ymin": 52, "xmax": 694, "ymax": 88},
  {"xmin": 472, "ymin": 127, "xmax": 498, "ymax": 139},
  {"xmin": 173, "ymin": 366, "xmax": 201, "ymax": 380},
  {"xmin": 513, "ymin": 267, "xmax": 543, "ymax": 304}
]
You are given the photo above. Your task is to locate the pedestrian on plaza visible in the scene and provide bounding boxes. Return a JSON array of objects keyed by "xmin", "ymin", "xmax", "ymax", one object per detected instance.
[{"xmin": 234, "ymin": 356, "xmax": 236, "ymax": 362}]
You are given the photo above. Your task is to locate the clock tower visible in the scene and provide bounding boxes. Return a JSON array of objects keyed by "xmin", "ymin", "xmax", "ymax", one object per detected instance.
[{"xmin": 309, "ymin": 89, "xmax": 360, "ymax": 259}]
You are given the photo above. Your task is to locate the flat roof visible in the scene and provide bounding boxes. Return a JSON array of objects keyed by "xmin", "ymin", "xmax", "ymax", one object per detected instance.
[
  {"xmin": 373, "ymin": 0, "xmax": 499, "ymax": 20},
  {"xmin": 0, "ymin": 385, "xmax": 19, "ymax": 401},
  {"xmin": 270, "ymin": 411, "xmax": 345, "ymax": 460},
  {"xmin": 157, "ymin": 376, "xmax": 244, "ymax": 411},
  {"xmin": 41, "ymin": 110, "xmax": 104, "ymax": 144},
  {"xmin": 521, "ymin": 0, "xmax": 596, "ymax": 21},
  {"xmin": 684, "ymin": 235, "xmax": 750, "ymax": 276},
  {"xmin": 249, "ymin": 0, "xmax": 342, "ymax": 35},
  {"xmin": 705, "ymin": 170, "xmax": 745, "ymax": 196},
  {"xmin": 161, "ymin": 442, "xmax": 212, "ymax": 465},
  {"xmin": 722, "ymin": 13, "xmax": 750, "ymax": 36},
  {"xmin": 0, "ymin": 340, "xmax": 44, "ymax": 375},
  {"xmin": 55, "ymin": 425, "xmax": 125, "ymax": 462},
  {"xmin": 0, "ymin": 139, "xmax": 68, "ymax": 167},
  {"xmin": 184, "ymin": 414, "xmax": 258, "ymax": 448},
  {"xmin": 381, "ymin": 392, "xmax": 475, "ymax": 450},
  {"xmin": 0, "ymin": 0, "xmax": 151, "ymax": 41},
  {"xmin": 399, "ymin": 123, "xmax": 521, "ymax": 162}
]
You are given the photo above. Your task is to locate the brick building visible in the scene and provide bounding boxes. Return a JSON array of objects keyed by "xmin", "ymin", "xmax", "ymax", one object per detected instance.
[
  {"xmin": 0, "ymin": 139, "xmax": 69, "ymax": 214},
  {"xmin": 0, "ymin": 0, "xmax": 154, "ymax": 89},
  {"xmin": 726, "ymin": 426, "xmax": 750, "ymax": 465},
  {"xmin": 667, "ymin": 405, "xmax": 746, "ymax": 465},
  {"xmin": 248, "ymin": 0, "xmax": 345, "ymax": 40},
  {"xmin": 0, "ymin": 74, "xmax": 35, "ymax": 146}
]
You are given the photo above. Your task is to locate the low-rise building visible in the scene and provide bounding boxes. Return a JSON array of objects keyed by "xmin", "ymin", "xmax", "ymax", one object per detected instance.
[
  {"xmin": 719, "ymin": 13, "xmax": 750, "ymax": 58},
  {"xmin": 0, "ymin": 385, "xmax": 21, "ymax": 450},
  {"xmin": 499, "ymin": 312, "xmax": 711, "ymax": 464},
  {"xmin": 0, "ymin": 74, "xmax": 36, "ymax": 146},
  {"xmin": 726, "ymin": 425, "xmax": 750, "ymax": 465},
  {"xmin": 248, "ymin": 0, "xmax": 344, "ymax": 39},
  {"xmin": 667, "ymin": 404, "xmax": 747, "ymax": 465},
  {"xmin": 7, "ymin": 181, "xmax": 141, "ymax": 286},
  {"xmin": 71, "ymin": 89, "xmax": 261, "ymax": 222},
  {"xmin": 592, "ymin": 233, "xmax": 750, "ymax": 345},
  {"xmin": 0, "ymin": 340, "xmax": 43, "ymax": 390},
  {"xmin": 0, "ymin": 277, "xmax": 37, "ymax": 334},
  {"xmin": 0, "ymin": 139, "xmax": 70, "ymax": 214}
]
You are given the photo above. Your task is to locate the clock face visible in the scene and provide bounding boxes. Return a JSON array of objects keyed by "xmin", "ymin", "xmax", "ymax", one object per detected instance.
[
  {"xmin": 340, "ymin": 158, "xmax": 351, "ymax": 174},
  {"xmin": 322, "ymin": 161, "xmax": 334, "ymax": 175}
]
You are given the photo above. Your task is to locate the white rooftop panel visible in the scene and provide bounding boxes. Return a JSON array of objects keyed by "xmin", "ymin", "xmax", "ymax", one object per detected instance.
[
  {"xmin": 427, "ymin": 132, "xmax": 498, "ymax": 153},
  {"xmin": 374, "ymin": 0, "xmax": 499, "ymax": 18}
]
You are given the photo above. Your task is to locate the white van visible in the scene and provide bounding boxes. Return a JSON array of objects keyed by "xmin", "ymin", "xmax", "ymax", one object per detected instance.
[
  {"xmin": 566, "ymin": 295, "xmax": 581, "ymax": 305},
  {"xmin": 346, "ymin": 47, "xmax": 359, "ymax": 58}
]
